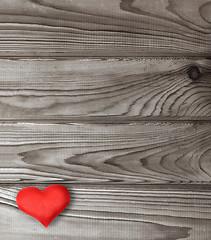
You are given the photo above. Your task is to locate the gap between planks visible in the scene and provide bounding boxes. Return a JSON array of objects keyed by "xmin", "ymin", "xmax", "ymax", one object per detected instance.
[{"xmin": 0, "ymin": 117, "xmax": 210, "ymax": 123}]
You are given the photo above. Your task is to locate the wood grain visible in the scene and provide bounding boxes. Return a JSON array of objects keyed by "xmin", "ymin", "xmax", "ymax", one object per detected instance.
[
  {"xmin": 0, "ymin": 58, "xmax": 210, "ymax": 119},
  {"xmin": 0, "ymin": 121, "xmax": 210, "ymax": 184},
  {"xmin": 0, "ymin": 0, "xmax": 210, "ymax": 57},
  {"xmin": 0, "ymin": 184, "xmax": 210, "ymax": 240}
]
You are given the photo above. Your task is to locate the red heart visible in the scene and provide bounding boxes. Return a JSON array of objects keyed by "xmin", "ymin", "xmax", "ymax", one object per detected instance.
[{"xmin": 16, "ymin": 185, "xmax": 70, "ymax": 227}]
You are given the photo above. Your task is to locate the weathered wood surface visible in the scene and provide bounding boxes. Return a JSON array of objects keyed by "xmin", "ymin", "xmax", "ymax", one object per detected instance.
[
  {"xmin": 0, "ymin": 58, "xmax": 210, "ymax": 119},
  {"xmin": 0, "ymin": 184, "xmax": 210, "ymax": 240},
  {"xmin": 0, "ymin": 0, "xmax": 210, "ymax": 57},
  {"xmin": 0, "ymin": 1, "xmax": 210, "ymax": 238},
  {"xmin": 0, "ymin": 121, "xmax": 210, "ymax": 184}
]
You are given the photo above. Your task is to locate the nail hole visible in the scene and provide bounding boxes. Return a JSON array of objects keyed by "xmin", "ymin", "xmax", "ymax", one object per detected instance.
[{"xmin": 187, "ymin": 66, "xmax": 201, "ymax": 80}]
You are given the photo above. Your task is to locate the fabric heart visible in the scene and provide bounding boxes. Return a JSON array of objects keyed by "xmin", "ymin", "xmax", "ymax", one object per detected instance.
[{"xmin": 16, "ymin": 185, "xmax": 70, "ymax": 227}]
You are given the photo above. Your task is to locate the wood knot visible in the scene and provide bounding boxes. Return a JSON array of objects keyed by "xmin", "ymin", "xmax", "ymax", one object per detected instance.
[{"xmin": 187, "ymin": 66, "xmax": 201, "ymax": 81}]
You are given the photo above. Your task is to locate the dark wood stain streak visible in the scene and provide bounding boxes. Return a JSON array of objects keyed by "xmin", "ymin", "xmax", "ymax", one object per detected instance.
[
  {"xmin": 0, "ymin": 121, "xmax": 210, "ymax": 184},
  {"xmin": 120, "ymin": 0, "xmax": 207, "ymax": 31},
  {"xmin": 1, "ymin": 184, "xmax": 211, "ymax": 239},
  {"xmin": 0, "ymin": 0, "xmax": 210, "ymax": 56},
  {"xmin": 0, "ymin": 58, "xmax": 210, "ymax": 119}
]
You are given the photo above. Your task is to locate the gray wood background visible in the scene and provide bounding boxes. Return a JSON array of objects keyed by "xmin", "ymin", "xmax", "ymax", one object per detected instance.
[
  {"xmin": 0, "ymin": 0, "xmax": 210, "ymax": 57},
  {"xmin": 0, "ymin": 58, "xmax": 210, "ymax": 119},
  {"xmin": 0, "ymin": 0, "xmax": 211, "ymax": 239}
]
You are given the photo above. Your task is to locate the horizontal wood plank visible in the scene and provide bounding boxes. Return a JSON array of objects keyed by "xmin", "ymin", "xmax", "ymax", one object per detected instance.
[
  {"xmin": 0, "ymin": 121, "xmax": 210, "ymax": 184},
  {"xmin": 0, "ymin": 58, "xmax": 210, "ymax": 119},
  {"xmin": 0, "ymin": 184, "xmax": 210, "ymax": 239},
  {"xmin": 0, "ymin": 0, "xmax": 210, "ymax": 57}
]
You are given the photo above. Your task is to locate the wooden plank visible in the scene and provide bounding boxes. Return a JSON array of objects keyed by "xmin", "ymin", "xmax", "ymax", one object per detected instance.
[
  {"xmin": 0, "ymin": 121, "xmax": 210, "ymax": 184},
  {"xmin": 0, "ymin": 184, "xmax": 210, "ymax": 239},
  {"xmin": 0, "ymin": 0, "xmax": 210, "ymax": 57},
  {"xmin": 0, "ymin": 58, "xmax": 210, "ymax": 119}
]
